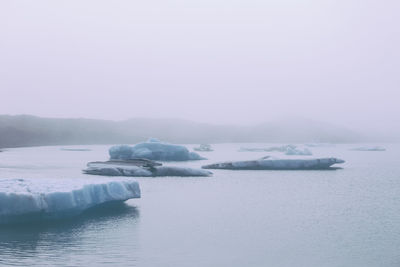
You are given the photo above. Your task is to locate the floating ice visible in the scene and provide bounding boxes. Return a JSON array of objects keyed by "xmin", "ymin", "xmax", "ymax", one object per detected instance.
[
  {"xmin": 350, "ymin": 146, "xmax": 386, "ymax": 151},
  {"xmin": 0, "ymin": 178, "xmax": 140, "ymax": 224},
  {"xmin": 109, "ymin": 139, "xmax": 206, "ymax": 161},
  {"xmin": 285, "ymin": 146, "xmax": 312, "ymax": 156},
  {"xmin": 202, "ymin": 157, "xmax": 345, "ymax": 170},
  {"xmin": 152, "ymin": 166, "xmax": 212, "ymax": 176},
  {"xmin": 84, "ymin": 161, "xmax": 212, "ymax": 177},
  {"xmin": 193, "ymin": 144, "xmax": 213, "ymax": 152}
]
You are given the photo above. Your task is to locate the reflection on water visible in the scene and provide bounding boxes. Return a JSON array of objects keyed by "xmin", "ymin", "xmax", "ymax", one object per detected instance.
[
  {"xmin": 1, "ymin": 144, "xmax": 400, "ymax": 266},
  {"xmin": 0, "ymin": 202, "xmax": 140, "ymax": 266}
]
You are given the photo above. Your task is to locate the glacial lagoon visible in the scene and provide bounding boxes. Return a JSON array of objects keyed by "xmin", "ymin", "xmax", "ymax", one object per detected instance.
[{"xmin": 0, "ymin": 143, "xmax": 399, "ymax": 267}]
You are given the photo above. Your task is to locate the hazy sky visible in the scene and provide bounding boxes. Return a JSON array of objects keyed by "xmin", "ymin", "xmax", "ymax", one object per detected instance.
[{"xmin": 0, "ymin": 0, "xmax": 399, "ymax": 132}]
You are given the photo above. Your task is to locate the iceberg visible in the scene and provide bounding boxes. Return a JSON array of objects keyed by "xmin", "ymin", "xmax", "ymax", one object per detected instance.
[
  {"xmin": 88, "ymin": 159, "xmax": 163, "ymax": 168},
  {"xmin": 0, "ymin": 178, "xmax": 140, "ymax": 224},
  {"xmin": 285, "ymin": 146, "xmax": 312, "ymax": 156},
  {"xmin": 202, "ymin": 157, "xmax": 345, "ymax": 170},
  {"xmin": 109, "ymin": 139, "xmax": 206, "ymax": 161},
  {"xmin": 84, "ymin": 160, "xmax": 212, "ymax": 177},
  {"xmin": 193, "ymin": 144, "xmax": 214, "ymax": 152},
  {"xmin": 350, "ymin": 146, "xmax": 386, "ymax": 151}
]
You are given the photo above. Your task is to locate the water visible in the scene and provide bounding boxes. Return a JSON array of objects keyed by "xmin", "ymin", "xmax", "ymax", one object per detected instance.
[{"xmin": 1, "ymin": 144, "xmax": 400, "ymax": 267}]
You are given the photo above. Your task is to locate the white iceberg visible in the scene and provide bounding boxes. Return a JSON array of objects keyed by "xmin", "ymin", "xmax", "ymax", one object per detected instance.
[
  {"xmin": 202, "ymin": 157, "xmax": 345, "ymax": 170},
  {"xmin": 0, "ymin": 178, "xmax": 140, "ymax": 224},
  {"xmin": 109, "ymin": 139, "xmax": 206, "ymax": 161},
  {"xmin": 84, "ymin": 161, "xmax": 212, "ymax": 177},
  {"xmin": 285, "ymin": 146, "xmax": 312, "ymax": 156},
  {"xmin": 350, "ymin": 146, "xmax": 386, "ymax": 151}
]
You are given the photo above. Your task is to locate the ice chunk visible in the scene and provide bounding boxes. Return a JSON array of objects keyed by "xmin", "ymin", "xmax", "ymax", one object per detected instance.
[
  {"xmin": 84, "ymin": 159, "xmax": 211, "ymax": 177},
  {"xmin": 285, "ymin": 146, "xmax": 312, "ymax": 156},
  {"xmin": 84, "ymin": 163, "xmax": 212, "ymax": 177},
  {"xmin": 202, "ymin": 157, "xmax": 345, "ymax": 170},
  {"xmin": 238, "ymin": 147, "xmax": 269, "ymax": 152},
  {"xmin": 153, "ymin": 166, "xmax": 212, "ymax": 177},
  {"xmin": 109, "ymin": 139, "xmax": 206, "ymax": 161},
  {"xmin": 84, "ymin": 165, "xmax": 153, "ymax": 176},
  {"xmin": 60, "ymin": 148, "xmax": 91, "ymax": 151},
  {"xmin": 87, "ymin": 159, "xmax": 162, "ymax": 168},
  {"xmin": 350, "ymin": 146, "xmax": 386, "ymax": 151},
  {"xmin": 193, "ymin": 144, "xmax": 214, "ymax": 152},
  {"xmin": 0, "ymin": 178, "xmax": 140, "ymax": 224}
]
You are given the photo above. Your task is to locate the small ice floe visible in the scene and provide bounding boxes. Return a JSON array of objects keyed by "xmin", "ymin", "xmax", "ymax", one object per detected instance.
[
  {"xmin": 60, "ymin": 148, "xmax": 92, "ymax": 151},
  {"xmin": 0, "ymin": 178, "xmax": 140, "ymax": 224},
  {"xmin": 83, "ymin": 159, "xmax": 212, "ymax": 177},
  {"xmin": 202, "ymin": 157, "xmax": 345, "ymax": 170},
  {"xmin": 285, "ymin": 146, "xmax": 312, "ymax": 156},
  {"xmin": 350, "ymin": 146, "xmax": 386, "ymax": 151},
  {"xmin": 109, "ymin": 138, "xmax": 206, "ymax": 161},
  {"xmin": 193, "ymin": 144, "xmax": 213, "ymax": 152}
]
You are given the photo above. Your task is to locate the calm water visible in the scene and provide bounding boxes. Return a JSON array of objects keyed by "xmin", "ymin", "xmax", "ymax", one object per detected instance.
[{"xmin": 0, "ymin": 144, "xmax": 400, "ymax": 267}]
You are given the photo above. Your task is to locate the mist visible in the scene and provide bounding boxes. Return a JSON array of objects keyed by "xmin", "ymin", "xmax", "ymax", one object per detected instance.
[
  {"xmin": 1, "ymin": 0, "xmax": 399, "ymax": 139},
  {"xmin": 2, "ymin": 2, "xmax": 400, "ymax": 266}
]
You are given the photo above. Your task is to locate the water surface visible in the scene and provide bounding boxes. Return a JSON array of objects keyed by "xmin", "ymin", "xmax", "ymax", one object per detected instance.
[{"xmin": 0, "ymin": 144, "xmax": 399, "ymax": 267}]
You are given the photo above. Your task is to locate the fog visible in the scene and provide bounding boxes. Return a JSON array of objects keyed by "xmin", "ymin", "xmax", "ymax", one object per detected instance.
[{"xmin": 0, "ymin": 0, "xmax": 399, "ymax": 136}]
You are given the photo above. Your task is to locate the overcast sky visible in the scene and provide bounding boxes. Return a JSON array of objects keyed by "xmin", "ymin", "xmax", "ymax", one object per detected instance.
[{"xmin": 0, "ymin": 0, "xmax": 399, "ymax": 132}]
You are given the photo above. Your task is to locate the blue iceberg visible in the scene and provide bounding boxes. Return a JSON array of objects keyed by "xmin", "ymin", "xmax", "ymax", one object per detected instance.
[
  {"xmin": 109, "ymin": 139, "xmax": 206, "ymax": 161},
  {"xmin": 0, "ymin": 178, "xmax": 140, "ymax": 224}
]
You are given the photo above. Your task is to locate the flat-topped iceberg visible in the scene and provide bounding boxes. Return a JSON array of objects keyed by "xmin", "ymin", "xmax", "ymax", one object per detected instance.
[
  {"xmin": 60, "ymin": 148, "xmax": 91, "ymax": 151},
  {"xmin": 202, "ymin": 157, "xmax": 345, "ymax": 170},
  {"xmin": 0, "ymin": 178, "xmax": 140, "ymax": 224},
  {"xmin": 109, "ymin": 139, "xmax": 206, "ymax": 161},
  {"xmin": 350, "ymin": 146, "xmax": 386, "ymax": 151},
  {"xmin": 84, "ymin": 160, "xmax": 212, "ymax": 177}
]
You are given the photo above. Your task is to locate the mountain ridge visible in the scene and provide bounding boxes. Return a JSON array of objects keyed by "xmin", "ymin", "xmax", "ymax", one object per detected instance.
[{"xmin": 0, "ymin": 114, "xmax": 370, "ymax": 148}]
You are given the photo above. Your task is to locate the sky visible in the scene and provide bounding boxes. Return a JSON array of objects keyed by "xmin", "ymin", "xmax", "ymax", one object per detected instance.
[{"xmin": 0, "ymin": 0, "xmax": 399, "ymax": 133}]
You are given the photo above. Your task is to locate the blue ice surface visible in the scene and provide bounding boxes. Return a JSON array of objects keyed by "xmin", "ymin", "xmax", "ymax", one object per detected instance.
[
  {"xmin": 109, "ymin": 139, "xmax": 206, "ymax": 161},
  {"xmin": 0, "ymin": 178, "xmax": 141, "ymax": 224}
]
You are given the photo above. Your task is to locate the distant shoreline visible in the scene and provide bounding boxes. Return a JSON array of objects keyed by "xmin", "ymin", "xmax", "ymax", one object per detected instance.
[{"xmin": 0, "ymin": 114, "xmax": 390, "ymax": 149}]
